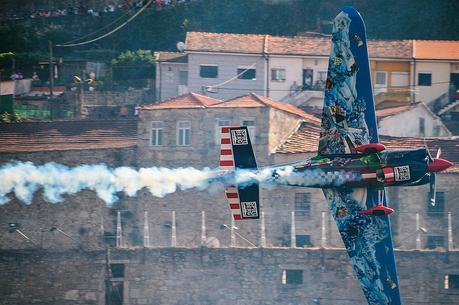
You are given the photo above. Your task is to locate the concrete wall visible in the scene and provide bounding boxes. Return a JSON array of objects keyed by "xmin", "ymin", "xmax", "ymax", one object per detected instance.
[
  {"xmin": 378, "ymin": 105, "xmax": 451, "ymax": 137},
  {"xmin": 156, "ymin": 62, "xmax": 188, "ymax": 101},
  {"xmin": 187, "ymin": 53, "xmax": 266, "ymax": 100},
  {"xmin": 1, "ymin": 248, "xmax": 458, "ymax": 305}
]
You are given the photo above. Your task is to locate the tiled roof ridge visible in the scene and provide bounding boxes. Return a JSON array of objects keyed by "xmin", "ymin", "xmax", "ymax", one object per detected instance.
[
  {"xmin": 186, "ymin": 32, "xmax": 428, "ymax": 43},
  {"xmin": 188, "ymin": 92, "xmax": 223, "ymax": 105},
  {"xmin": 186, "ymin": 31, "xmax": 335, "ymax": 45},
  {"xmin": 187, "ymin": 31, "xmax": 290, "ymax": 40},
  {"xmin": 216, "ymin": 93, "xmax": 263, "ymax": 105},
  {"xmin": 376, "ymin": 102, "xmax": 420, "ymax": 118},
  {"xmin": 249, "ymin": 92, "xmax": 321, "ymax": 124},
  {"xmin": 141, "ymin": 94, "xmax": 185, "ymax": 108}
]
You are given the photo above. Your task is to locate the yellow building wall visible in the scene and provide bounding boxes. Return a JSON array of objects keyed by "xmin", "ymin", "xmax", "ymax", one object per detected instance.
[{"xmin": 370, "ymin": 60, "xmax": 411, "ymax": 106}]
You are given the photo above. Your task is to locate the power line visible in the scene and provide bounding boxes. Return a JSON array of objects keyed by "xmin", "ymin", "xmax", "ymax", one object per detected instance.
[
  {"xmin": 55, "ymin": 0, "xmax": 153, "ymax": 47},
  {"xmin": 58, "ymin": 9, "xmax": 137, "ymax": 46},
  {"xmin": 205, "ymin": 63, "xmax": 257, "ymax": 91},
  {"xmin": 207, "ymin": 80, "xmax": 454, "ymax": 92}
]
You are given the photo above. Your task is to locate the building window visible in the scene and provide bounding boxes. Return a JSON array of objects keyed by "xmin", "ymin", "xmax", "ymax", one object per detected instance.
[
  {"xmin": 295, "ymin": 193, "xmax": 311, "ymax": 216},
  {"xmin": 419, "ymin": 117, "xmax": 425, "ymax": 136},
  {"xmin": 237, "ymin": 68, "xmax": 256, "ymax": 80},
  {"xmin": 445, "ymin": 275, "xmax": 459, "ymax": 289},
  {"xmin": 391, "ymin": 72, "xmax": 409, "ymax": 87},
  {"xmin": 375, "ymin": 71, "xmax": 387, "ymax": 87},
  {"xmin": 427, "ymin": 191, "xmax": 445, "ymax": 217},
  {"xmin": 426, "ymin": 235, "xmax": 445, "ymax": 249},
  {"xmin": 271, "ymin": 68, "xmax": 286, "ymax": 81},
  {"xmin": 282, "ymin": 269, "xmax": 303, "ymax": 285},
  {"xmin": 215, "ymin": 119, "xmax": 231, "ymax": 144},
  {"xmin": 177, "ymin": 121, "xmax": 191, "ymax": 146},
  {"xmin": 179, "ymin": 70, "xmax": 188, "ymax": 85},
  {"xmin": 110, "ymin": 263, "xmax": 125, "ymax": 278},
  {"xmin": 296, "ymin": 235, "xmax": 312, "ymax": 247},
  {"xmin": 200, "ymin": 65, "xmax": 218, "ymax": 78},
  {"xmin": 418, "ymin": 72, "xmax": 432, "ymax": 86},
  {"xmin": 150, "ymin": 121, "xmax": 163, "ymax": 146}
]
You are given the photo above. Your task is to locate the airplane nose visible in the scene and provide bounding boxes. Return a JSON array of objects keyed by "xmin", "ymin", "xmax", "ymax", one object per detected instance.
[{"xmin": 427, "ymin": 158, "xmax": 453, "ymax": 172}]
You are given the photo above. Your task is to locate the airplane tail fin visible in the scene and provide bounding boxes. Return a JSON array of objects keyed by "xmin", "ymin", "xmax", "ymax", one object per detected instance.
[{"xmin": 220, "ymin": 126, "xmax": 259, "ymax": 220}]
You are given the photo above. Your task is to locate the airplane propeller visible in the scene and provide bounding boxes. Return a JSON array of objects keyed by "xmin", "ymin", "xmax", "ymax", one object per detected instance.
[{"xmin": 426, "ymin": 147, "xmax": 443, "ymax": 206}]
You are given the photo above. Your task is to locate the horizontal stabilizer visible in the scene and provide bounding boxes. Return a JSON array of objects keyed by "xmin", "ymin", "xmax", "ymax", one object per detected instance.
[{"xmin": 220, "ymin": 126, "xmax": 259, "ymax": 220}]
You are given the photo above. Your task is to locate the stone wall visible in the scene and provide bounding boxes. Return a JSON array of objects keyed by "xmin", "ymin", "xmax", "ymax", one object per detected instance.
[
  {"xmin": 1, "ymin": 146, "xmax": 458, "ymax": 252},
  {"xmin": 80, "ymin": 90, "xmax": 154, "ymax": 107},
  {"xmin": 0, "ymin": 147, "xmax": 137, "ymax": 167},
  {"xmin": 1, "ymin": 248, "xmax": 458, "ymax": 305},
  {"xmin": 0, "ymin": 147, "xmax": 137, "ymax": 251}
]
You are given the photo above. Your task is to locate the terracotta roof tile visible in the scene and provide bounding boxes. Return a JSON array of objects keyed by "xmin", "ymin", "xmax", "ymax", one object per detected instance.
[
  {"xmin": 276, "ymin": 123, "xmax": 459, "ymax": 173},
  {"xmin": 0, "ymin": 120, "xmax": 137, "ymax": 153},
  {"xmin": 367, "ymin": 40, "xmax": 412, "ymax": 59},
  {"xmin": 186, "ymin": 32, "xmax": 266, "ymax": 54},
  {"xmin": 209, "ymin": 93, "xmax": 321, "ymax": 124},
  {"xmin": 210, "ymin": 94, "xmax": 264, "ymax": 108},
  {"xmin": 156, "ymin": 52, "xmax": 188, "ymax": 63},
  {"xmin": 251, "ymin": 94, "xmax": 321, "ymax": 124},
  {"xmin": 142, "ymin": 92, "xmax": 320, "ymax": 124},
  {"xmin": 415, "ymin": 40, "xmax": 459, "ymax": 60},
  {"xmin": 141, "ymin": 92, "xmax": 223, "ymax": 110},
  {"xmin": 265, "ymin": 35, "xmax": 330, "ymax": 56},
  {"xmin": 376, "ymin": 103, "xmax": 420, "ymax": 119},
  {"xmin": 185, "ymin": 32, "xmax": 414, "ymax": 59}
]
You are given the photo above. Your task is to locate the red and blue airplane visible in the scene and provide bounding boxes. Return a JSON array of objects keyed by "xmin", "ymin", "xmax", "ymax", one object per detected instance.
[{"xmin": 217, "ymin": 7, "xmax": 452, "ymax": 305}]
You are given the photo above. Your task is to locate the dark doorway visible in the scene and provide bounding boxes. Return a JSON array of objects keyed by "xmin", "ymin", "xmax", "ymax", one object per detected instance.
[
  {"xmin": 303, "ymin": 69, "xmax": 313, "ymax": 89},
  {"xmin": 107, "ymin": 282, "xmax": 123, "ymax": 305},
  {"xmin": 450, "ymin": 73, "xmax": 459, "ymax": 88}
]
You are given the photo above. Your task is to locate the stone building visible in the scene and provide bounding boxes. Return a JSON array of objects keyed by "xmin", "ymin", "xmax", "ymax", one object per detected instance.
[{"xmin": 1, "ymin": 94, "xmax": 459, "ymax": 305}]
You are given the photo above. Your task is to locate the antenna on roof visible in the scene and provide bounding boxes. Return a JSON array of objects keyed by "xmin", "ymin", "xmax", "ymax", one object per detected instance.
[{"xmin": 176, "ymin": 42, "xmax": 185, "ymax": 52}]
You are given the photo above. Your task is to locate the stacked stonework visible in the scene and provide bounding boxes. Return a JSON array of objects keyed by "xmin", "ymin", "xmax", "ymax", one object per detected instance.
[{"xmin": 1, "ymin": 93, "xmax": 459, "ymax": 304}]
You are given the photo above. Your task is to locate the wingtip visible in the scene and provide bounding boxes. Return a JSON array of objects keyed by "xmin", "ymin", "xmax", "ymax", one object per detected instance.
[{"xmin": 341, "ymin": 6, "xmax": 361, "ymax": 17}]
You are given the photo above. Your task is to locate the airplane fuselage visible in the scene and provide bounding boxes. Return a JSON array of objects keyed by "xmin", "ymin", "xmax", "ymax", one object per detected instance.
[{"xmin": 269, "ymin": 147, "xmax": 447, "ymax": 189}]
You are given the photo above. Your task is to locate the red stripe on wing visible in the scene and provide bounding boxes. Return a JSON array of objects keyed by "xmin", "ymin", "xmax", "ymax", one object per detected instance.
[
  {"xmin": 229, "ymin": 203, "xmax": 240, "ymax": 210},
  {"xmin": 226, "ymin": 192, "xmax": 239, "ymax": 199},
  {"xmin": 220, "ymin": 160, "xmax": 234, "ymax": 167}
]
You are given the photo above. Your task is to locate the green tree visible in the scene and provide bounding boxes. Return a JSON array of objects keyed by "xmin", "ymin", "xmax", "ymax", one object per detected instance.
[{"xmin": 111, "ymin": 49, "xmax": 155, "ymax": 81}]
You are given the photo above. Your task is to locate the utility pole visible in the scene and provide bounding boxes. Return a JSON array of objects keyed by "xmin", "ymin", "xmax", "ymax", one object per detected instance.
[{"xmin": 48, "ymin": 40, "xmax": 54, "ymax": 97}]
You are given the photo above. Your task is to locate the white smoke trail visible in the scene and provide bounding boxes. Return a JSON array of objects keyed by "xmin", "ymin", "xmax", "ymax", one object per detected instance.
[
  {"xmin": 0, "ymin": 162, "xmax": 218, "ymax": 205},
  {"xmin": 0, "ymin": 162, "xmax": 361, "ymax": 205}
]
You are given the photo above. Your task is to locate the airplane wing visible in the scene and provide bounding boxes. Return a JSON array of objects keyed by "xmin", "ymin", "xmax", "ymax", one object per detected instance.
[{"xmin": 319, "ymin": 7, "xmax": 401, "ymax": 305}]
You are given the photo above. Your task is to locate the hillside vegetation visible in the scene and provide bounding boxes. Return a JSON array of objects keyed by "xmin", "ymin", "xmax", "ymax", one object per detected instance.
[{"xmin": 0, "ymin": 0, "xmax": 457, "ymax": 66}]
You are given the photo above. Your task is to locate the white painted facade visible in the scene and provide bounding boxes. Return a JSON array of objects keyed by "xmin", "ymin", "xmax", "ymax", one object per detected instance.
[
  {"xmin": 415, "ymin": 61, "xmax": 452, "ymax": 105},
  {"xmin": 155, "ymin": 61, "xmax": 188, "ymax": 101},
  {"xmin": 186, "ymin": 52, "xmax": 267, "ymax": 101},
  {"xmin": 378, "ymin": 104, "xmax": 451, "ymax": 137},
  {"xmin": 268, "ymin": 56, "xmax": 328, "ymax": 101},
  {"xmin": 157, "ymin": 51, "xmax": 330, "ymax": 103}
]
